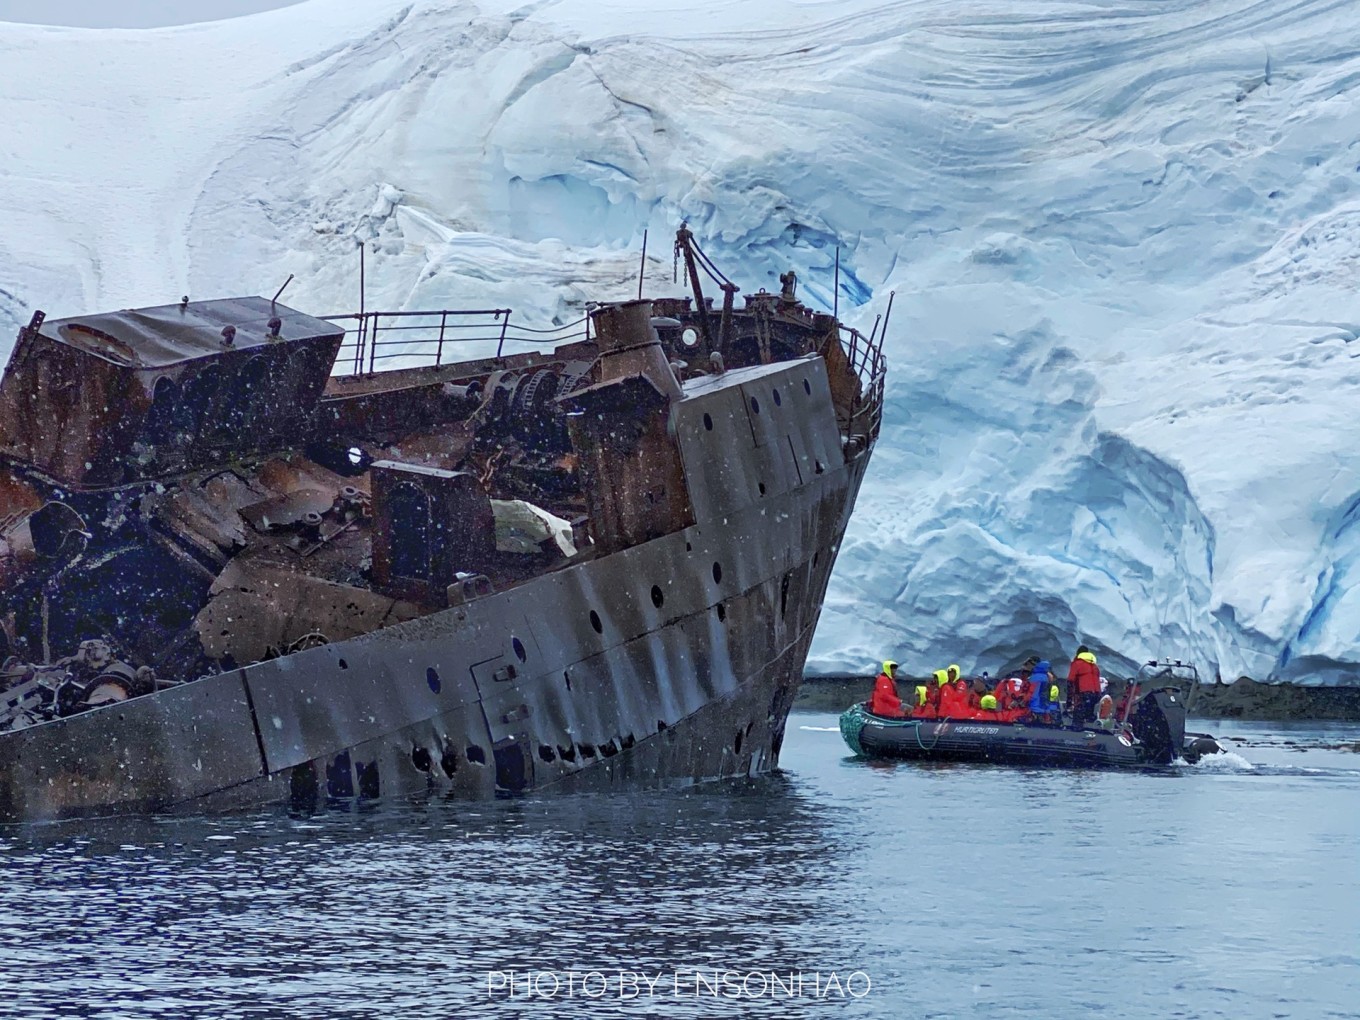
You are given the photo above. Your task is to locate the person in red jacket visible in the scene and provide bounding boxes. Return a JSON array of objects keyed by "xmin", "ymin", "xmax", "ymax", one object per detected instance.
[
  {"xmin": 967, "ymin": 674, "xmax": 991, "ymax": 710},
  {"xmin": 867, "ymin": 660, "xmax": 907, "ymax": 717},
  {"xmin": 1113, "ymin": 679, "xmax": 1140, "ymax": 721},
  {"xmin": 914, "ymin": 670, "xmax": 947, "ymax": 719},
  {"xmin": 993, "ymin": 675, "xmax": 1023, "ymax": 711},
  {"xmin": 937, "ymin": 675, "xmax": 970, "ymax": 718},
  {"xmin": 1067, "ymin": 645, "xmax": 1103, "ymax": 726}
]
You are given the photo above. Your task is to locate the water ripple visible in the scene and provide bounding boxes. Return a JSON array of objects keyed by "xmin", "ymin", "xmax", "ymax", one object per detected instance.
[{"xmin": 1, "ymin": 716, "xmax": 1357, "ymax": 1018}]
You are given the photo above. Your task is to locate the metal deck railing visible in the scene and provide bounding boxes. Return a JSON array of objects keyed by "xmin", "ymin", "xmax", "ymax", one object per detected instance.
[
  {"xmin": 322, "ymin": 309, "xmax": 591, "ymax": 376},
  {"xmin": 321, "ymin": 306, "xmax": 887, "ymax": 446},
  {"xmin": 837, "ymin": 322, "xmax": 888, "ymax": 443}
]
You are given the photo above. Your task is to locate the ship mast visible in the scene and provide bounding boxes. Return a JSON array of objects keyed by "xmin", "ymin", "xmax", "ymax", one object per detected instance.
[{"xmin": 674, "ymin": 224, "xmax": 739, "ymax": 357}]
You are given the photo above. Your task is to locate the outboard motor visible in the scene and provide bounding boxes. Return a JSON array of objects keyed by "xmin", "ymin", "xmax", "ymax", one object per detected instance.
[{"xmin": 1129, "ymin": 688, "xmax": 1188, "ymax": 764}]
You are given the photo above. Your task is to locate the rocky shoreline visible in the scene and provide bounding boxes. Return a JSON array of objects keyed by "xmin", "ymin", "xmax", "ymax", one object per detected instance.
[{"xmin": 798, "ymin": 674, "xmax": 1360, "ymax": 722}]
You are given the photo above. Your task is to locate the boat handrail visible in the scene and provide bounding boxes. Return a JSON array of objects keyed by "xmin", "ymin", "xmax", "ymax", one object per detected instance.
[
  {"xmin": 322, "ymin": 308, "xmax": 592, "ymax": 376},
  {"xmin": 835, "ymin": 321, "xmax": 888, "ymax": 444}
]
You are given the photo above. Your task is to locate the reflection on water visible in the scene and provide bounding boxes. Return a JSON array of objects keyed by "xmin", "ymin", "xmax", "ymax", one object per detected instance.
[
  {"xmin": 1, "ymin": 773, "xmax": 864, "ymax": 1019},
  {"xmin": 1, "ymin": 716, "xmax": 1358, "ymax": 1018}
]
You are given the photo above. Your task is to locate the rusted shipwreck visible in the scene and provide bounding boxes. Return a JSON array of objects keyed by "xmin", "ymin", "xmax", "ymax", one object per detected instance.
[{"xmin": 0, "ymin": 231, "xmax": 885, "ymax": 821}]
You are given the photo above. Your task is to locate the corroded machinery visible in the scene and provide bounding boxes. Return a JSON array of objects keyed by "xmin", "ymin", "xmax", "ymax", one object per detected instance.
[{"xmin": 0, "ymin": 230, "xmax": 886, "ymax": 821}]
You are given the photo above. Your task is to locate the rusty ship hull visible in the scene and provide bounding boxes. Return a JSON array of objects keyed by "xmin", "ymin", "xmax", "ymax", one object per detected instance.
[{"xmin": 0, "ymin": 232, "xmax": 885, "ymax": 822}]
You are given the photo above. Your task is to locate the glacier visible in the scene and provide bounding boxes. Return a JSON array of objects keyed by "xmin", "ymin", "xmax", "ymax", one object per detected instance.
[{"xmin": 2, "ymin": 0, "xmax": 1360, "ymax": 682}]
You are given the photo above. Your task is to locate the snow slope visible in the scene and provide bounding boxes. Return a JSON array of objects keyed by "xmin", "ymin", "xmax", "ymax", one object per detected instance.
[{"xmin": 3, "ymin": 0, "xmax": 1360, "ymax": 681}]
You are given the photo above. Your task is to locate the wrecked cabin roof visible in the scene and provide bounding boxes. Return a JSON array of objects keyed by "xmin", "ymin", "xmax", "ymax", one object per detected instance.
[{"xmin": 38, "ymin": 296, "xmax": 346, "ymax": 369}]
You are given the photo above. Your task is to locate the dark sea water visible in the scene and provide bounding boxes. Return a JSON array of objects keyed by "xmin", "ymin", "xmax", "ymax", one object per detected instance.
[{"xmin": 2, "ymin": 714, "xmax": 1358, "ymax": 1019}]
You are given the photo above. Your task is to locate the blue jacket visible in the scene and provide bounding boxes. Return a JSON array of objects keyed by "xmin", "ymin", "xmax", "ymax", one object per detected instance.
[{"xmin": 1028, "ymin": 662, "xmax": 1060, "ymax": 715}]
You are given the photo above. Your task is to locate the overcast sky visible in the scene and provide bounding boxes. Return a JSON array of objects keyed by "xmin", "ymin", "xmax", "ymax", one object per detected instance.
[{"xmin": 0, "ymin": 0, "xmax": 303, "ymax": 28}]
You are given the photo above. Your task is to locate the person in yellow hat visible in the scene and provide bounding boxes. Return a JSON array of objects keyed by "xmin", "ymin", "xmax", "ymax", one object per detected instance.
[
  {"xmin": 921, "ymin": 669, "xmax": 949, "ymax": 716},
  {"xmin": 1067, "ymin": 645, "xmax": 1102, "ymax": 726},
  {"xmin": 867, "ymin": 659, "xmax": 906, "ymax": 717}
]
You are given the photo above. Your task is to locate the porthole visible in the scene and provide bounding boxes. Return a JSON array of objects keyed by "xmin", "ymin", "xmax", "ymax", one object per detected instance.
[
  {"xmin": 411, "ymin": 746, "xmax": 432, "ymax": 772},
  {"xmin": 772, "ymin": 388, "xmax": 782, "ymax": 407},
  {"xmin": 814, "ymin": 460, "xmax": 824, "ymax": 474},
  {"xmin": 590, "ymin": 610, "xmax": 603, "ymax": 634},
  {"xmin": 758, "ymin": 482, "xmax": 767, "ymax": 496},
  {"xmin": 803, "ymin": 378, "xmax": 812, "ymax": 395},
  {"xmin": 703, "ymin": 412, "xmax": 714, "ymax": 431},
  {"xmin": 750, "ymin": 396, "xmax": 761, "ymax": 414},
  {"xmin": 712, "ymin": 562, "xmax": 723, "ymax": 584},
  {"xmin": 735, "ymin": 729, "xmax": 744, "ymax": 755},
  {"xmin": 651, "ymin": 585, "xmax": 665, "ymax": 608},
  {"xmin": 338, "ymin": 658, "xmax": 349, "ymax": 670},
  {"xmin": 681, "ymin": 327, "xmax": 699, "ymax": 348},
  {"xmin": 716, "ymin": 603, "xmax": 727, "ymax": 623},
  {"xmin": 512, "ymin": 636, "xmax": 527, "ymax": 662},
  {"xmin": 426, "ymin": 667, "xmax": 441, "ymax": 694}
]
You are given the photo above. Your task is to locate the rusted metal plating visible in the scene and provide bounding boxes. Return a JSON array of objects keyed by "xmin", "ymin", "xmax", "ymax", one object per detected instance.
[{"xmin": 0, "ymin": 228, "xmax": 887, "ymax": 819}]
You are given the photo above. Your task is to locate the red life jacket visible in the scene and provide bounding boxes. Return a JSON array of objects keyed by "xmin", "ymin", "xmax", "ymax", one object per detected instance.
[
  {"xmin": 867, "ymin": 672, "xmax": 905, "ymax": 717},
  {"xmin": 937, "ymin": 681, "xmax": 971, "ymax": 718},
  {"xmin": 1068, "ymin": 653, "xmax": 1102, "ymax": 695},
  {"xmin": 912, "ymin": 682, "xmax": 942, "ymax": 719},
  {"xmin": 994, "ymin": 677, "xmax": 1031, "ymax": 711}
]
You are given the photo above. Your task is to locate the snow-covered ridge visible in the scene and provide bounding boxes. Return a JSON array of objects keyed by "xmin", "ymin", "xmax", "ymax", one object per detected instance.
[{"xmin": 3, "ymin": 0, "xmax": 1360, "ymax": 681}]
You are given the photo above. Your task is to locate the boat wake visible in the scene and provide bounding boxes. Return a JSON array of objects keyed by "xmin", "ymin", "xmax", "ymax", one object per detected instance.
[
  {"xmin": 1178, "ymin": 750, "xmax": 1360, "ymax": 781},
  {"xmin": 1177, "ymin": 750, "xmax": 1256, "ymax": 771}
]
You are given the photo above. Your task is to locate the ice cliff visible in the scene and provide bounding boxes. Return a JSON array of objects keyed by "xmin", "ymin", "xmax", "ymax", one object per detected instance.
[{"xmin": 3, "ymin": 0, "xmax": 1360, "ymax": 682}]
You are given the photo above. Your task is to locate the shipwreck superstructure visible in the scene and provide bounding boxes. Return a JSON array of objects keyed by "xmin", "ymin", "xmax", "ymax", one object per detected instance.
[{"xmin": 0, "ymin": 230, "xmax": 886, "ymax": 821}]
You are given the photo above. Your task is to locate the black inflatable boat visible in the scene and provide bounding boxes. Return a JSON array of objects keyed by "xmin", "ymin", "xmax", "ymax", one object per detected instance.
[{"xmin": 840, "ymin": 686, "xmax": 1221, "ymax": 769}]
